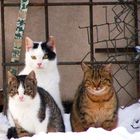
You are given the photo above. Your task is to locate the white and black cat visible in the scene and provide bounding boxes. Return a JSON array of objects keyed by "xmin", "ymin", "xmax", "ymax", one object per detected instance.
[
  {"xmin": 7, "ymin": 71, "xmax": 65, "ymax": 139},
  {"xmin": 19, "ymin": 36, "xmax": 64, "ymax": 114}
]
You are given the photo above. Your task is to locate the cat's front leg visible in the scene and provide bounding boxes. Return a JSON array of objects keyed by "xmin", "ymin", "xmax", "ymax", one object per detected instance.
[
  {"xmin": 102, "ymin": 115, "xmax": 118, "ymax": 131},
  {"xmin": 6, "ymin": 110, "xmax": 18, "ymax": 139},
  {"xmin": 7, "ymin": 127, "xmax": 18, "ymax": 139},
  {"xmin": 7, "ymin": 110, "xmax": 15, "ymax": 127}
]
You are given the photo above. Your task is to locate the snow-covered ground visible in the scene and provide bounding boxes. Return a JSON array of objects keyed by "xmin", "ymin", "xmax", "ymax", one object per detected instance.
[
  {"xmin": 118, "ymin": 102, "xmax": 140, "ymax": 133},
  {"xmin": 1, "ymin": 102, "xmax": 140, "ymax": 140}
]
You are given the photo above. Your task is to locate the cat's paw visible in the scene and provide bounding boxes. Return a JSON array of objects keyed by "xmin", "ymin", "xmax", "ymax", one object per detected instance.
[{"xmin": 7, "ymin": 127, "xmax": 18, "ymax": 139}]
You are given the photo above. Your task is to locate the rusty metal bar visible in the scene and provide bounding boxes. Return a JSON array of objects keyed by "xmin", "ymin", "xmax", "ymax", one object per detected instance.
[
  {"xmin": 2, "ymin": 60, "xmax": 140, "ymax": 66},
  {"xmin": 134, "ymin": 1, "xmax": 138, "ymax": 45},
  {"xmin": 1, "ymin": 0, "xmax": 7, "ymax": 113},
  {"xmin": 95, "ymin": 47, "xmax": 135, "ymax": 53},
  {"xmin": 44, "ymin": 0, "xmax": 49, "ymax": 40},
  {"xmin": 1, "ymin": 0, "xmax": 6, "ymax": 92},
  {"xmin": 3, "ymin": 1, "xmax": 138, "ymax": 7},
  {"xmin": 89, "ymin": 0, "xmax": 94, "ymax": 62},
  {"xmin": 133, "ymin": 0, "xmax": 140, "ymax": 99}
]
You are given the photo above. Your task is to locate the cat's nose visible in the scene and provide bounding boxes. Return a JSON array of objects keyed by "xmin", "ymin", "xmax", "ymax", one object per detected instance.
[
  {"xmin": 96, "ymin": 87, "xmax": 101, "ymax": 90},
  {"xmin": 37, "ymin": 63, "xmax": 42, "ymax": 67},
  {"xmin": 19, "ymin": 96, "xmax": 24, "ymax": 101}
]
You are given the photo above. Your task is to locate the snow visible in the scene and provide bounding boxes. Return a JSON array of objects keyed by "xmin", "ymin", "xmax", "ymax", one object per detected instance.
[
  {"xmin": 1, "ymin": 102, "xmax": 140, "ymax": 140},
  {"xmin": 118, "ymin": 102, "xmax": 140, "ymax": 133}
]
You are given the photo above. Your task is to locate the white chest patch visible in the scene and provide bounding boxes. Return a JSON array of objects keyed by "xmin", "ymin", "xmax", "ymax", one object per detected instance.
[{"xmin": 9, "ymin": 92, "xmax": 50, "ymax": 134}]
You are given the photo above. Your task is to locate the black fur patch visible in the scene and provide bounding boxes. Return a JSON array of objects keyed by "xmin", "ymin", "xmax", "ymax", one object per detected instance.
[
  {"xmin": 37, "ymin": 87, "xmax": 46, "ymax": 122},
  {"xmin": 16, "ymin": 75, "xmax": 26, "ymax": 89},
  {"xmin": 33, "ymin": 43, "xmax": 39, "ymax": 49},
  {"xmin": 7, "ymin": 127, "xmax": 18, "ymax": 139},
  {"xmin": 33, "ymin": 42, "xmax": 56, "ymax": 61}
]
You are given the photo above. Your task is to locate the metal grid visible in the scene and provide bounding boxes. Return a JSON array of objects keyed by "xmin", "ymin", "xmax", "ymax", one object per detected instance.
[{"xmin": 1, "ymin": 0, "xmax": 140, "ymax": 107}]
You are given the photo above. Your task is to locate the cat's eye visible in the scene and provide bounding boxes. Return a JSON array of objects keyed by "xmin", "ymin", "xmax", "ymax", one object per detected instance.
[
  {"xmin": 31, "ymin": 56, "xmax": 37, "ymax": 60},
  {"xmin": 12, "ymin": 84, "xmax": 17, "ymax": 89},
  {"xmin": 43, "ymin": 54, "xmax": 48, "ymax": 59},
  {"xmin": 26, "ymin": 85, "xmax": 31, "ymax": 90}
]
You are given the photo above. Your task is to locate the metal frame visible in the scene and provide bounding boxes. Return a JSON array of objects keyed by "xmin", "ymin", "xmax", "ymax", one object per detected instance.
[{"xmin": 1, "ymin": 0, "xmax": 140, "ymax": 106}]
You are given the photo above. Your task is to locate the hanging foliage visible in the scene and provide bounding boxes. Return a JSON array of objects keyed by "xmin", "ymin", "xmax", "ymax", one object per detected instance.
[{"xmin": 10, "ymin": 0, "xmax": 29, "ymax": 75}]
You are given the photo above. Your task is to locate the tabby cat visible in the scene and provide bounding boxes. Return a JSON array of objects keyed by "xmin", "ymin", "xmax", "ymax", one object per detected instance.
[
  {"xmin": 7, "ymin": 71, "xmax": 65, "ymax": 139},
  {"xmin": 70, "ymin": 63, "xmax": 118, "ymax": 132}
]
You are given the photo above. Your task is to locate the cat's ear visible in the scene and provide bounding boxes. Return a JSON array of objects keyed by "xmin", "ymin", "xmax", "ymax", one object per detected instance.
[
  {"xmin": 26, "ymin": 71, "xmax": 37, "ymax": 86},
  {"xmin": 81, "ymin": 62, "xmax": 90, "ymax": 72},
  {"xmin": 7, "ymin": 71, "xmax": 16, "ymax": 84},
  {"xmin": 28, "ymin": 71, "xmax": 36, "ymax": 80},
  {"xmin": 104, "ymin": 63, "xmax": 112, "ymax": 73},
  {"xmin": 25, "ymin": 37, "xmax": 33, "ymax": 51},
  {"xmin": 47, "ymin": 36, "xmax": 56, "ymax": 52}
]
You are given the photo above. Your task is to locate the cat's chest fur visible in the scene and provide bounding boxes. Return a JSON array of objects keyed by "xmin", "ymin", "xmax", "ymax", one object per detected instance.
[
  {"xmin": 80, "ymin": 91, "xmax": 117, "ymax": 123},
  {"xmin": 8, "ymin": 93, "xmax": 49, "ymax": 133}
]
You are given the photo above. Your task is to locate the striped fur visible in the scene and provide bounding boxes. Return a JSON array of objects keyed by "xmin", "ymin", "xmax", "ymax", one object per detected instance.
[
  {"xmin": 7, "ymin": 71, "xmax": 65, "ymax": 139},
  {"xmin": 70, "ymin": 63, "xmax": 118, "ymax": 132}
]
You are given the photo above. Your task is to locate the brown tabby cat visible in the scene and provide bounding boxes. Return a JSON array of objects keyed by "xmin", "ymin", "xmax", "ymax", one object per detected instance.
[
  {"xmin": 7, "ymin": 71, "xmax": 65, "ymax": 139},
  {"xmin": 70, "ymin": 62, "xmax": 118, "ymax": 132}
]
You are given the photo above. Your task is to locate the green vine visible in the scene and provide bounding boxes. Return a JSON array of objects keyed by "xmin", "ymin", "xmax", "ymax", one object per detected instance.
[{"xmin": 10, "ymin": 0, "xmax": 29, "ymax": 75}]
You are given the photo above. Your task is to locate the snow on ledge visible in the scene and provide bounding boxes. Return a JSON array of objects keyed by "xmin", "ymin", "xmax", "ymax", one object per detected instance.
[
  {"xmin": 2, "ymin": 101, "xmax": 140, "ymax": 140},
  {"xmin": 9, "ymin": 127, "xmax": 140, "ymax": 140}
]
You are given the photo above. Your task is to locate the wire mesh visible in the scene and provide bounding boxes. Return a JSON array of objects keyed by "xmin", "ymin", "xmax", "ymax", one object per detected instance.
[{"xmin": 1, "ymin": 0, "xmax": 140, "ymax": 108}]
